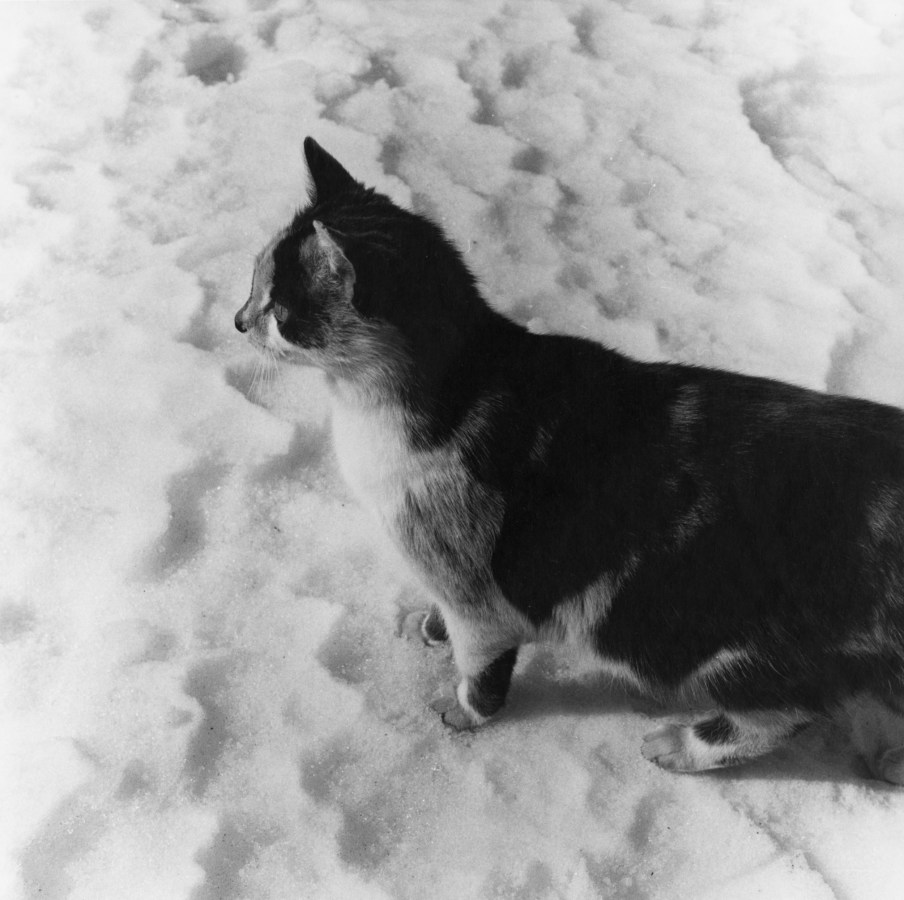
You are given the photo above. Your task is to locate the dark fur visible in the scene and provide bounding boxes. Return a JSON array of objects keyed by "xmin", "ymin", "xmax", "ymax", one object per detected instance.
[{"xmin": 238, "ymin": 138, "xmax": 904, "ymax": 780}]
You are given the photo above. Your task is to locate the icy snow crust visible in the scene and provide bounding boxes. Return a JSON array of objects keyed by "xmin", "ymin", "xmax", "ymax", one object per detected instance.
[{"xmin": 2, "ymin": 0, "xmax": 904, "ymax": 897}]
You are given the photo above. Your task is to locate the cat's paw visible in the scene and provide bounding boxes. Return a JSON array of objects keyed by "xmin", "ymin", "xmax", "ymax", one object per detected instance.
[
  {"xmin": 399, "ymin": 611, "xmax": 432, "ymax": 644},
  {"xmin": 398, "ymin": 608, "xmax": 448, "ymax": 646},
  {"xmin": 429, "ymin": 684, "xmax": 485, "ymax": 731},
  {"xmin": 642, "ymin": 723, "xmax": 702, "ymax": 772}
]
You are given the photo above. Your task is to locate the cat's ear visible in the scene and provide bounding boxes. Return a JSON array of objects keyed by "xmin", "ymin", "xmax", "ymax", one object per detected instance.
[
  {"xmin": 305, "ymin": 221, "xmax": 356, "ymax": 305},
  {"xmin": 303, "ymin": 137, "xmax": 359, "ymax": 202}
]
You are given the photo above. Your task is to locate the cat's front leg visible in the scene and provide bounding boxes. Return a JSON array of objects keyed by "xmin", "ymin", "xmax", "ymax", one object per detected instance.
[
  {"xmin": 431, "ymin": 647, "xmax": 520, "ymax": 729},
  {"xmin": 428, "ymin": 615, "xmax": 520, "ymax": 730}
]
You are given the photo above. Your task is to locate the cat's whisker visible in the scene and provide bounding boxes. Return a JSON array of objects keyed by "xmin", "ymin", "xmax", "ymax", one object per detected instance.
[
  {"xmin": 264, "ymin": 350, "xmax": 283, "ymax": 400},
  {"xmin": 255, "ymin": 343, "xmax": 290, "ymax": 406},
  {"xmin": 249, "ymin": 350, "xmax": 275, "ymax": 403},
  {"xmin": 266, "ymin": 353, "xmax": 280, "ymax": 399},
  {"xmin": 248, "ymin": 356, "xmax": 264, "ymax": 401}
]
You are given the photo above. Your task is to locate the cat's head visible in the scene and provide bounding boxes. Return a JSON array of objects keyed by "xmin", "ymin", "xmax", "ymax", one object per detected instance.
[{"xmin": 235, "ymin": 138, "xmax": 488, "ymax": 398}]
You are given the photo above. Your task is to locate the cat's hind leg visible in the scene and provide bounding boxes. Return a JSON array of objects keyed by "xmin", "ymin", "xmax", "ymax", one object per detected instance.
[{"xmin": 643, "ymin": 708, "xmax": 812, "ymax": 773}]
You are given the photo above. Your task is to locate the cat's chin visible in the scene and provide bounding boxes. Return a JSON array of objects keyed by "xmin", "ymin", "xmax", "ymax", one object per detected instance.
[
  {"xmin": 263, "ymin": 340, "xmax": 334, "ymax": 374},
  {"xmin": 254, "ymin": 343, "xmax": 316, "ymax": 369},
  {"xmin": 248, "ymin": 322, "xmax": 312, "ymax": 364}
]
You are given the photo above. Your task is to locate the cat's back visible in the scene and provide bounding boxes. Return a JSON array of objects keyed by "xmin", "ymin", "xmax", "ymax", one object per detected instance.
[{"xmin": 460, "ymin": 330, "xmax": 684, "ymax": 489}]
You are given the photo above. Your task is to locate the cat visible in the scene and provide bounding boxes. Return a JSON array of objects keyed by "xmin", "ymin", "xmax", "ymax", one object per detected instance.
[{"xmin": 236, "ymin": 137, "xmax": 904, "ymax": 783}]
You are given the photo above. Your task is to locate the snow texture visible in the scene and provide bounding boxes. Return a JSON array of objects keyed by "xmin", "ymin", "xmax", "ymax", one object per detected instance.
[{"xmin": 2, "ymin": 1, "xmax": 904, "ymax": 898}]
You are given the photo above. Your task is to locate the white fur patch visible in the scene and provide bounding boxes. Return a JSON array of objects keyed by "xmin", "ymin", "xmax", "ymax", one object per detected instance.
[
  {"xmin": 456, "ymin": 678, "xmax": 488, "ymax": 726},
  {"xmin": 542, "ymin": 580, "xmax": 615, "ymax": 646},
  {"xmin": 534, "ymin": 558, "xmax": 650, "ymax": 692},
  {"xmin": 540, "ymin": 555, "xmax": 638, "ymax": 638},
  {"xmin": 329, "ymin": 394, "xmax": 452, "ymax": 524},
  {"xmin": 595, "ymin": 656, "xmax": 649, "ymax": 693}
]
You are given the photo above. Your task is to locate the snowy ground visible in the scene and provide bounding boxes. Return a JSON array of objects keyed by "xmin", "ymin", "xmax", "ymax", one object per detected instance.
[{"xmin": 3, "ymin": 0, "xmax": 904, "ymax": 897}]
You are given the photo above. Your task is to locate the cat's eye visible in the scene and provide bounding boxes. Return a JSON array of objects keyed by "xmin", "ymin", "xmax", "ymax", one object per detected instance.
[{"xmin": 274, "ymin": 303, "xmax": 289, "ymax": 323}]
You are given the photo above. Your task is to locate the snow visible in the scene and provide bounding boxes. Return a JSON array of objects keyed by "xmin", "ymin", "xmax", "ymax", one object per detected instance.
[{"xmin": 2, "ymin": 0, "xmax": 904, "ymax": 897}]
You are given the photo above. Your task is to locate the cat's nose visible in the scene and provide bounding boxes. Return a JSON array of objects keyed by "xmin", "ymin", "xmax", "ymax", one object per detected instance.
[{"xmin": 234, "ymin": 311, "xmax": 247, "ymax": 333}]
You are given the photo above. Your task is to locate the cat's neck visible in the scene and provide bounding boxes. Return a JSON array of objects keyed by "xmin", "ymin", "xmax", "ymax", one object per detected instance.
[
  {"xmin": 326, "ymin": 370, "xmax": 447, "ymax": 523},
  {"xmin": 326, "ymin": 301, "xmax": 527, "ymax": 443}
]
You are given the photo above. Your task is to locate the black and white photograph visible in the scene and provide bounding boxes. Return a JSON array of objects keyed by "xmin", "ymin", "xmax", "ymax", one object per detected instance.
[{"xmin": 3, "ymin": 1, "xmax": 904, "ymax": 897}]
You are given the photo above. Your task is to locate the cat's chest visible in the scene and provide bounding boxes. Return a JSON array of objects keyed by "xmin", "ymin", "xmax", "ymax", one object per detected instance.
[{"xmin": 329, "ymin": 400, "xmax": 450, "ymax": 522}]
